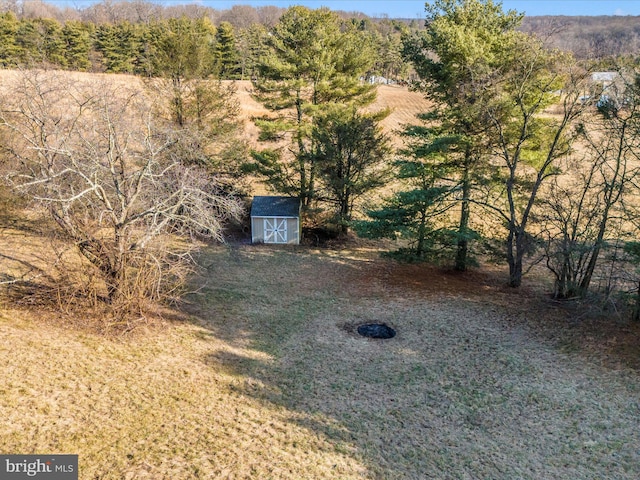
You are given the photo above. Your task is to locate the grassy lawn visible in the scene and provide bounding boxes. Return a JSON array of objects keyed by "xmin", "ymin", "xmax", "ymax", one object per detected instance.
[{"xmin": 1, "ymin": 243, "xmax": 640, "ymax": 479}]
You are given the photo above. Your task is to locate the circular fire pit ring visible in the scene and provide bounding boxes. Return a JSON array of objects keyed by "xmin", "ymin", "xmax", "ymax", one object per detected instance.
[{"xmin": 357, "ymin": 323, "xmax": 396, "ymax": 339}]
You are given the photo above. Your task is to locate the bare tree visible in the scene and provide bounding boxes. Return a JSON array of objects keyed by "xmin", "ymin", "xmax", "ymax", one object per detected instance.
[
  {"xmin": 537, "ymin": 154, "xmax": 629, "ymax": 299},
  {"xmin": 256, "ymin": 6, "xmax": 284, "ymax": 28},
  {"xmin": 79, "ymin": 0, "xmax": 127, "ymax": 24},
  {"xmin": 484, "ymin": 38, "xmax": 589, "ymax": 287},
  {"xmin": 219, "ymin": 5, "xmax": 260, "ymax": 30},
  {"xmin": 573, "ymin": 75, "xmax": 640, "ymax": 295},
  {"xmin": 0, "ymin": 71, "xmax": 242, "ymax": 316},
  {"xmin": 21, "ymin": 1, "xmax": 65, "ymax": 21}
]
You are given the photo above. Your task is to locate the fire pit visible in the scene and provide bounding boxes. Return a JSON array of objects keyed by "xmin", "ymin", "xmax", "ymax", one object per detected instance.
[{"xmin": 357, "ymin": 323, "xmax": 396, "ymax": 339}]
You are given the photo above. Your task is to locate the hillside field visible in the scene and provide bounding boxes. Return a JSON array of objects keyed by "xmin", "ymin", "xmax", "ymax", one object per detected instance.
[
  {"xmin": 1, "ymin": 72, "xmax": 640, "ymax": 479},
  {"xmin": 234, "ymin": 79, "xmax": 431, "ymax": 149},
  {"xmin": 0, "ymin": 70, "xmax": 431, "ymax": 148}
]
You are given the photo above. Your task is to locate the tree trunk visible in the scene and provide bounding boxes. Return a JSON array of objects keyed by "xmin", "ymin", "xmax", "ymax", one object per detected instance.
[
  {"xmin": 416, "ymin": 208, "xmax": 428, "ymax": 257},
  {"xmin": 339, "ymin": 193, "xmax": 350, "ymax": 234},
  {"xmin": 578, "ymin": 123, "xmax": 626, "ymax": 295},
  {"xmin": 455, "ymin": 152, "xmax": 471, "ymax": 271},
  {"xmin": 172, "ymin": 76, "xmax": 185, "ymax": 127},
  {"xmin": 509, "ymin": 258, "xmax": 523, "ymax": 287},
  {"xmin": 634, "ymin": 279, "xmax": 640, "ymax": 322},
  {"xmin": 295, "ymin": 90, "xmax": 312, "ymax": 210},
  {"xmin": 507, "ymin": 227, "xmax": 524, "ymax": 287}
]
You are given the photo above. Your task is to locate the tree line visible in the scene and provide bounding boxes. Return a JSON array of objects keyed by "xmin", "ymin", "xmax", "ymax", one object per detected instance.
[
  {"xmin": 0, "ymin": 0, "xmax": 637, "ymax": 78},
  {"xmin": 0, "ymin": 3, "xmax": 415, "ymax": 82},
  {"xmin": 522, "ymin": 15, "xmax": 640, "ymax": 60}
]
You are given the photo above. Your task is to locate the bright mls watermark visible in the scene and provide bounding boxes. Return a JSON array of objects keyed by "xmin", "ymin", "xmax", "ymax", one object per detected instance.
[{"xmin": 0, "ymin": 455, "xmax": 77, "ymax": 479}]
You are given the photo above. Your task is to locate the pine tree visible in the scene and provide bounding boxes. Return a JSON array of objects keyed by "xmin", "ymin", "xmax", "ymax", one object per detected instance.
[
  {"xmin": 38, "ymin": 18, "xmax": 67, "ymax": 67},
  {"xmin": 354, "ymin": 158, "xmax": 455, "ymax": 261},
  {"xmin": 236, "ymin": 23, "xmax": 268, "ymax": 81},
  {"xmin": 0, "ymin": 12, "xmax": 20, "ymax": 67},
  {"xmin": 312, "ymin": 105, "xmax": 392, "ymax": 233},
  {"xmin": 146, "ymin": 17, "xmax": 217, "ymax": 127},
  {"xmin": 62, "ymin": 21, "xmax": 91, "ymax": 71},
  {"xmin": 402, "ymin": 0, "xmax": 524, "ymax": 270},
  {"xmin": 214, "ymin": 21, "xmax": 240, "ymax": 79},
  {"xmin": 94, "ymin": 22, "xmax": 141, "ymax": 73},
  {"xmin": 249, "ymin": 6, "xmax": 377, "ymax": 212},
  {"xmin": 15, "ymin": 19, "xmax": 41, "ymax": 65}
]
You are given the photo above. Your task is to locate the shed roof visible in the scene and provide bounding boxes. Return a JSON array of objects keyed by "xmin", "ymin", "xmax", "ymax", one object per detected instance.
[{"xmin": 251, "ymin": 196, "xmax": 301, "ymax": 217}]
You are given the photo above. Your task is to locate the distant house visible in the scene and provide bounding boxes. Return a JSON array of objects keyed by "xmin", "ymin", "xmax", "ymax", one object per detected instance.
[
  {"xmin": 250, "ymin": 196, "xmax": 301, "ymax": 245},
  {"xmin": 592, "ymin": 71, "xmax": 619, "ymax": 86},
  {"xmin": 366, "ymin": 75, "xmax": 396, "ymax": 85},
  {"xmin": 591, "ymin": 71, "xmax": 623, "ymax": 95},
  {"xmin": 591, "ymin": 72, "xmax": 626, "ymax": 107}
]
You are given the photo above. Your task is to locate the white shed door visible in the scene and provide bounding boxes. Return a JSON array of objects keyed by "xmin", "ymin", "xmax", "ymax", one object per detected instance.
[{"xmin": 264, "ymin": 218, "xmax": 287, "ymax": 243}]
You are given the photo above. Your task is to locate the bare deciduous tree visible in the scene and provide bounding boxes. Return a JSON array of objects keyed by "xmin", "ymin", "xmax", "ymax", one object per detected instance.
[
  {"xmin": 0, "ymin": 70, "xmax": 242, "ymax": 317},
  {"xmin": 485, "ymin": 41, "xmax": 589, "ymax": 287},
  {"xmin": 533, "ymin": 70, "xmax": 640, "ymax": 300}
]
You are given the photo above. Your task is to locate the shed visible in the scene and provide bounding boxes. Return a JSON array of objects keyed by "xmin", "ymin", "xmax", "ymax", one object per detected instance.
[{"xmin": 251, "ymin": 196, "xmax": 301, "ymax": 244}]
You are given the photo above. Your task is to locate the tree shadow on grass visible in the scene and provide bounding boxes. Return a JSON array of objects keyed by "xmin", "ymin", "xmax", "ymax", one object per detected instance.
[
  {"xmin": 182, "ymin": 245, "xmax": 640, "ymax": 479},
  {"xmin": 0, "ymin": 224, "xmax": 62, "ymax": 310},
  {"xmin": 183, "ymin": 245, "xmax": 396, "ymax": 477}
]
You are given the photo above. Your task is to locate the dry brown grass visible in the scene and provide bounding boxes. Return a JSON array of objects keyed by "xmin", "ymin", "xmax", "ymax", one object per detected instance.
[
  {"xmin": 0, "ymin": 70, "xmax": 430, "ymax": 150},
  {"xmin": 234, "ymin": 80, "xmax": 430, "ymax": 150},
  {"xmin": 2, "ymin": 224, "xmax": 640, "ymax": 478}
]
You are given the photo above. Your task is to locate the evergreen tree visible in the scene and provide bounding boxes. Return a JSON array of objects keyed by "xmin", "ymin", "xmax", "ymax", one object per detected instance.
[
  {"xmin": 312, "ymin": 105, "xmax": 392, "ymax": 233},
  {"xmin": 143, "ymin": 17, "xmax": 245, "ymax": 187},
  {"xmin": 249, "ymin": 6, "xmax": 376, "ymax": 212},
  {"xmin": 146, "ymin": 17, "xmax": 217, "ymax": 127},
  {"xmin": 0, "ymin": 12, "xmax": 20, "ymax": 67},
  {"xmin": 38, "ymin": 18, "xmax": 67, "ymax": 67},
  {"xmin": 406, "ymin": 0, "xmax": 586, "ymax": 284},
  {"xmin": 94, "ymin": 22, "xmax": 141, "ymax": 73},
  {"xmin": 150, "ymin": 16, "xmax": 217, "ymax": 80},
  {"xmin": 15, "ymin": 19, "xmax": 40, "ymax": 65},
  {"xmin": 402, "ymin": 0, "xmax": 523, "ymax": 270},
  {"xmin": 62, "ymin": 21, "xmax": 91, "ymax": 71},
  {"xmin": 354, "ymin": 157, "xmax": 454, "ymax": 261},
  {"xmin": 214, "ymin": 21, "xmax": 240, "ymax": 79},
  {"xmin": 132, "ymin": 21, "xmax": 159, "ymax": 76},
  {"xmin": 236, "ymin": 23, "xmax": 269, "ymax": 80}
]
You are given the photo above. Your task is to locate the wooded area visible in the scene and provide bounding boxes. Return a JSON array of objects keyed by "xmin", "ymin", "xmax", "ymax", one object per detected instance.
[
  {"xmin": 0, "ymin": 1, "xmax": 636, "ymax": 77},
  {"xmin": 0, "ymin": 0, "xmax": 413, "ymax": 81},
  {"xmin": 1, "ymin": 0, "xmax": 640, "ymax": 320}
]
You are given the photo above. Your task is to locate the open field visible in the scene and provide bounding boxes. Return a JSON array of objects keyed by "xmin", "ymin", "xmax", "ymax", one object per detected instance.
[
  {"xmin": 2, "ymin": 205, "xmax": 640, "ymax": 478},
  {"xmin": 227, "ymin": 80, "xmax": 431, "ymax": 149},
  {"xmin": 0, "ymin": 70, "xmax": 431, "ymax": 150}
]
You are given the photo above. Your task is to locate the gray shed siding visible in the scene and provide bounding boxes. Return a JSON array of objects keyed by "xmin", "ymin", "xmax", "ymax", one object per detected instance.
[{"xmin": 251, "ymin": 216, "xmax": 300, "ymax": 244}]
